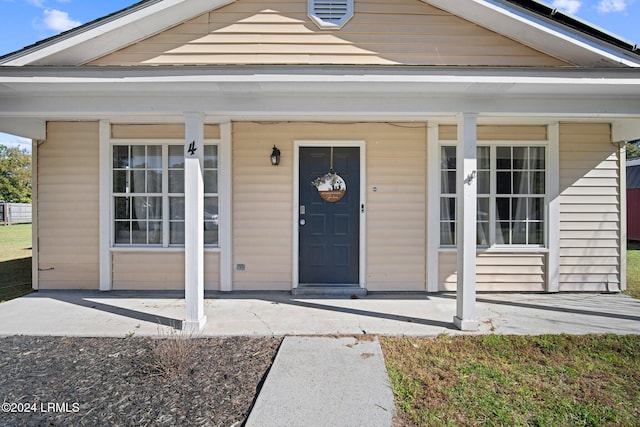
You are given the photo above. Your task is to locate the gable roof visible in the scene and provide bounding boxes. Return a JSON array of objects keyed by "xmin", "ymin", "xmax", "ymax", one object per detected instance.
[{"xmin": 0, "ymin": 0, "xmax": 639, "ymax": 67}]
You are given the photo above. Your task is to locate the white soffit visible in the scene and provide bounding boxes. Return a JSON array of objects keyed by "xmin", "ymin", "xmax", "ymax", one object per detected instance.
[
  {"xmin": 0, "ymin": 0, "xmax": 235, "ymax": 66},
  {"xmin": 423, "ymin": 0, "xmax": 640, "ymax": 68}
]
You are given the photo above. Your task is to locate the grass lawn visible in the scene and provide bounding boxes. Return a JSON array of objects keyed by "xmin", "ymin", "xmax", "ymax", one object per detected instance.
[
  {"xmin": 0, "ymin": 223, "xmax": 32, "ymax": 262},
  {"xmin": 382, "ymin": 334, "xmax": 640, "ymax": 427},
  {"xmin": 626, "ymin": 241, "xmax": 640, "ymax": 299}
]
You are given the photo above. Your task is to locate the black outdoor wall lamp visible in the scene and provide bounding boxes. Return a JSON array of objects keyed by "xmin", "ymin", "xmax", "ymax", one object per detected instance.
[{"xmin": 270, "ymin": 145, "xmax": 281, "ymax": 166}]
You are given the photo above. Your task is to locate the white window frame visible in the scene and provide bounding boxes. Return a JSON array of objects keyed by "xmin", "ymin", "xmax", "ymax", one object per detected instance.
[
  {"xmin": 308, "ymin": 0, "xmax": 354, "ymax": 30},
  {"xmin": 439, "ymin": 140, "xmax": 549, "ymax": 249},
  {"xmin": 110, "ymin": 139, "xmax": 220, "ymax": 249}
]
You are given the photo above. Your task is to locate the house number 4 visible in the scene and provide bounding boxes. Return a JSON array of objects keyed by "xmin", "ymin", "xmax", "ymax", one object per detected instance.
[{"xmin": 187, "ymin": 141, "xmax": 197, "ymax": 156}]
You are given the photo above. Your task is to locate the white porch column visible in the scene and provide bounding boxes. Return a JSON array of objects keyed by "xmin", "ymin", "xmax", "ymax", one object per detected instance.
[
  {"xmin": 454, "ymin": 113, "xmax": 479, "ymax": 331},
  {"xmin": 183, "ymin": 112, "xmax": 207, "ymax": 332}
]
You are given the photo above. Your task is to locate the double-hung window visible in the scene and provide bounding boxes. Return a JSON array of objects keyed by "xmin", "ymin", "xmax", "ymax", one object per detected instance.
[
  {"xmin": 112, "ymin": 143, "xmax": 219, "ymax": 247},
  {"xmin": 439, "ymin": 144, "xmax": 546, "ymax": 247}
]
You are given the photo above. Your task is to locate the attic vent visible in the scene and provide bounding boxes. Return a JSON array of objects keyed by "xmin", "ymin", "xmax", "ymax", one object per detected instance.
[{"xmin": 308, "ymin": 0, "xmax": 354, "ymax": 30}]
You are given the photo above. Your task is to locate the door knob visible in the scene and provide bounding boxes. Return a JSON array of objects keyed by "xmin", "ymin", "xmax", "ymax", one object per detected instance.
[{"xmin": 299, "ymin": 219, "xmax": 306, "ymax": 226}]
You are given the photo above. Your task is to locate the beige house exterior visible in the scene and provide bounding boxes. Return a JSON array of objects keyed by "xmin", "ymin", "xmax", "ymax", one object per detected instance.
[{"xmin": 1, "ymin": 0, "xmax": 639, "ymax": 330}]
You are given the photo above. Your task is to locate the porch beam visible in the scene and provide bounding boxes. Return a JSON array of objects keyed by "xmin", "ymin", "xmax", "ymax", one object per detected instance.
[
  {"xmin": 183, "ymin": 112, "xmax": 207, "ymax": 333},
  {"xmin": 454, "ymin": 112, "xmax": 479, "ymax": 331}
]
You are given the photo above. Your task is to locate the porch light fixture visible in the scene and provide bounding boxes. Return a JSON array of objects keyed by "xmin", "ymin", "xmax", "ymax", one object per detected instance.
[{"xmin": 270, "ymin": 145, "xmax": 281, "ymax": 166}]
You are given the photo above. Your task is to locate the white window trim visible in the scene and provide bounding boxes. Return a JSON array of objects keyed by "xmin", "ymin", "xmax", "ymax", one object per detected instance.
[
  {"xmin": 308, "ymin": 0, "xmax": 354, "ymax": 30},
  {"xmin": 438, "ymin": 139, "xmax": 551, "ymax": 250},
  {"xmin": 109, "ymin": 138, "xmax": 221, "ymax": 249}
]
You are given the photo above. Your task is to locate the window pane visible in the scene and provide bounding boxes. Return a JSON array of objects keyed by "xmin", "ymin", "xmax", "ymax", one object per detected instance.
[
  {"xmin": 204, "ymin": 224, "xmax": 219, "ymax": 245},
  {"xmin": 496, "ymin": 146, "xmax": 511, "ymax": 169},
  {"xmin": 513, "ymin": 147, "xmax": 527, "ymax": 169},
  {"xmin": 113, "ymin": 146, "xmax": 129, "ymax": 168},
  {"xmin": 169, "ymin": 170, "xmax": 184, "ymax": 193},
  {"xmin": 441, "ymin": 146, "xmax": 456, "ymax": 169},
  {"xmin": 205, "ymin": 197, "xmax": 219, "ymax": 224},
  {"xmin": 131, "ymin": 220, "xmax": 147, "ymax": 244},
  {"xmin": 132, "ymin": 197, "xmax": 148, "ymax": 220},
  {"xmin": 531, "ymin": 171, "xmax": 545, "ymax": 194},
  {"xmin": 440, "ymin": 198, "xmax": 456, "ymax": 221},
  {"xmin": 477, "ymin": 197, "xmax": 489, "ymax": 221},
  {"xmin": 169, "ymin": 145, "xmax": 184, "ymax": 168},
  {"xmin": 441, "ymin": 171, "xmax": 456, "ymax": 193},
  {"xmin": 528, "ymin": 197, "xmax": 543, "ymax": 221},
  {"xmin": 529, "ymin": 222, "xmax": 544, "ymax": 245},
  {"xmin": 147, "ymin": 170, "xmax": 162, "ymax": 193},
  {"xmin": 115, "ymin": 197, "xmax": 130, "ymax": 220},
  {"xmin": 170, "ymin": 222, "xmax": 185, "ymax": 245},
  {"xmin": 131, "ymin": 145, "xmax": 146, "ymax": 168},
  {"xmin": 148, "ymin": 197, "xmax": 163, "ymax": 219},
  {"xmin": 147, "ymin": 145, "xmax": 162, "ymax": 169},
  {"xmin": 204, "ymin": 145, "xmax": 218, "ymax": 168},
  {"xmin": 477, "ymin": 171, "xmax": 490, "ymax": 194},
  {"xmin": 170, "ymin": 197, "xmax": 185, "ymax": 220},
  {"xmin": 477, "ymin": 222, "xmax": 489, "ymax": 246},
  {"xmin": 477, "ymin": 146, "xmax": 490, "ymax": 169},
  {"xmin": 530, "ymin": 147, "xmax": 545, "ymax": 169},
  {"xmin": 496, "ymin": 221, "xmax": 510, "ymax": 244},
  {"xmin": 496, "ymin": 198, "xmax": 510, "ymax": 221},
  {"xmin": 440, "ymin": 223, "xmax": 455, "ymax": 246},
  {"xmin": 512, "ymin": 197, "xmax": 527, "ymax": 221},
  {"xmin": 512, "ymin": 222, "xmax": 527, "ymax": 244},
  {"xmin": 497, "ymin": 172, "xmax": 511, "ymax": 194},
  {"xmin": 148, "ymin": 221, "xmax": 162, "ymax": 244},
  {"xmin": 113, "ymin": 170, "xmax": 128, "ymax": 193},
  {"xmin": 513, "ymin": 171, "xmax": 528, "ymax": 194},
  {"xmin": 115, "ymin": 221, "xmax": 130, "ymax": 244},
  {"xmin": 204, "ymin": 170, "xmax": 218, "ymax": 194},
  {"xmin": 131, "ymin": 170, "xmax": 145, "ymax": 193}
]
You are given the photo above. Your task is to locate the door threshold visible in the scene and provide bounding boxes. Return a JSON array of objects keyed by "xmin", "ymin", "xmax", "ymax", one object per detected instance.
[{"xmin": 292, "ymin": 285, "xmax": 367, "ymax": 297}]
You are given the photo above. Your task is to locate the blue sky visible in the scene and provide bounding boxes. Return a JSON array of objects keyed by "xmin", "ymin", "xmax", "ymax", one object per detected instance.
[{"xmin": 1, "ymin": 0, "xmax": 639, "ymax": 152}]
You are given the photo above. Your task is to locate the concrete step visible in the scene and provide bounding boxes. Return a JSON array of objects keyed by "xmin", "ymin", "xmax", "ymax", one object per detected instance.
[{"xmin": 291, "ymin": 285, "xmax": 367, "ymax": 297}]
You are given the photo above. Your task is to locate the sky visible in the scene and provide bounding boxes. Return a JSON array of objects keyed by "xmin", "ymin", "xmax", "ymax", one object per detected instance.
[{"xmin": 0, "ymin": 0, "xmax": 639, "ymax": 152}]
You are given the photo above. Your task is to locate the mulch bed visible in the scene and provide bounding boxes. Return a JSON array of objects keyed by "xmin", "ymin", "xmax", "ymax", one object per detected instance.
[{"xmin": 0, "ymin": 335, "xmax": 282, "ymax": 426}]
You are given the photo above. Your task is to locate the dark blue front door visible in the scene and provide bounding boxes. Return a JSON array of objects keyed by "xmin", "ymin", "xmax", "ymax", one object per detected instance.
[{"xmin": 299, "ymin": 147, "xmax": 360, "ymax": 284}]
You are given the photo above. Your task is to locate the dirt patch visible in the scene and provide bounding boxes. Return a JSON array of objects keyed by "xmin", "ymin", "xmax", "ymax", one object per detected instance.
[{"xmin": 0, "ymin": 335, "xmax": 281, "ymax": 426}]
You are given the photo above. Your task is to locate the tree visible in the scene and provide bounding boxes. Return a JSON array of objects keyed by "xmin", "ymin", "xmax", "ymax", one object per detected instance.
[
  {"xmin": 0, "ymin": 144, "xmax": 32, "ymax": 203},
  {"xmin": 627, "ymin": 141, "xmax": 640, "ymax": 160}
]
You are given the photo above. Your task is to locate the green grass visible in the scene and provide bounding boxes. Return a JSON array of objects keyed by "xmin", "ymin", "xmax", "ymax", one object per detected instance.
[
  {"xmin": 627, "ymin": 242, "xmax": 640, "ymax": 299},
  {"xmin": 0, "ymin": 223, "xmax": 32, "ymax": 262},
  {"xmin": 382, "ymin": 334, "xmax": 640, "ymax": 427},
  {"xmin": 0, "ymin": 224, "xmax": 32, "ymax": 301}
]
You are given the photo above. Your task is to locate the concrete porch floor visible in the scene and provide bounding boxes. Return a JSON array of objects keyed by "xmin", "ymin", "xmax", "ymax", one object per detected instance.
[{"xmin": 1, "ymin": 290, "xmax": 639, "ymax": 337}]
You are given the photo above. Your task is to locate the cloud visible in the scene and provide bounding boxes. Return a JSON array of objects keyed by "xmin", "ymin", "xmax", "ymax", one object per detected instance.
[
  {"xmin": 26, "ymin": 0, "xmax": 45, "ymax": 7},
  {"xmin": 0, "ymin": 134, "xmax": 32, "ymax": 153},
  {"xmin": 597, "ymin": 0, "xmax": 629, "ymax": 12},
  {"xmin": 552, "ymin": 0, "xmax": 583, "ymax": 14},
  {"xmin": 42, "ymin": 8, "xmax": 81, "ymax": 32}
]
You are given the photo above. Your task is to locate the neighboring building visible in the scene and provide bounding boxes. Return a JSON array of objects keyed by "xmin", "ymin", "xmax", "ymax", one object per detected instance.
[
  {"xmin": 628, "ymin": 158, "xmax": 640, "ymax": 241},
  {"xmin": 0, "ymin": 0, "xmax": 639, "ymax": 330}
]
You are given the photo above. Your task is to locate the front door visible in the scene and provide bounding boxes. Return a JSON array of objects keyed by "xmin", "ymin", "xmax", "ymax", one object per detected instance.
[{"xmin": 299, "ymin": 146, "xmax": 360, "ymax": 284}]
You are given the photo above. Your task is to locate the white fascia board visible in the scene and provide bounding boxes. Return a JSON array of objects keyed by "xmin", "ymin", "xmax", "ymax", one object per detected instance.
[
  {"xmin": 423, "ymin": 0, "xmax": 640, "ymax": 68},
  {"xmin": 1, "ymin": 0, "xmax": 235, "ymax": 66}
]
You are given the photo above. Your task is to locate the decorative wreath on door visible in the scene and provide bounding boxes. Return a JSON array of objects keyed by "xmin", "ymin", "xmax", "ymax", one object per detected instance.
[{"xmin": 310, "ymin": 146, "xmax": 347, "ymax": 203}]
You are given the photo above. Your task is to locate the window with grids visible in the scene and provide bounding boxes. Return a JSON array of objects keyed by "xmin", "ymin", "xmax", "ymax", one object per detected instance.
[
  {"xmin": 112, "ymin": 144, "xmax": 219, "ymax": 247},
  {"xmin": 308, "ymin": 0, "xmax": 354, "ymax": 29},
  {"xmin": 439, "ymin": 144, "xmax": 546, "ymax": 247}
]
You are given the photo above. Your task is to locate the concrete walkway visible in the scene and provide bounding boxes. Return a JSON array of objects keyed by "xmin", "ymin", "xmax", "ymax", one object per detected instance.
[{"xmin": 2, "ymin": 291, "xmax": 639, "ymax": 426}]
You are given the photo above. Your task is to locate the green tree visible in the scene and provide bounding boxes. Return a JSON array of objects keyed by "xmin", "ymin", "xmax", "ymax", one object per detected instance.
[
  {"xmin": 627, "ymin": 141, "xmax": 640, "ymax": 160},
  {"xmin": 0, "ymin": 144, "xmax": 32, "ymax": 203}
]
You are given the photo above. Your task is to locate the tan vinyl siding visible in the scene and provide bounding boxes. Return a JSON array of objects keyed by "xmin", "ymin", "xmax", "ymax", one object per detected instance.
[
  {"xmin": 90, "ymin": 0, "xmax": 567, "ymax": 67},
  {"xmin": 438, "ymin": 125, "xmax": 548, "ymax": 141},
  {"xmin": 558, "ymin": 123, "xmax": 620, "ymax": 291},
  {"xmin": 37, "ymin": 122, "xmax": 99, "ymax": 289},
  {"xmin": 111, "ymin": 124, "xmax": 220, "ymax": 139},
  {"xmin": 232, "ymin": 121, "xmax": 426, "ymax": 291},
  {"xmin": 111, "ymin": 252, "xmax": 220, "ymax": 290},
  {"xmin": 439, "ymin": 251, "xmax": 546, "ymax": 291}
]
